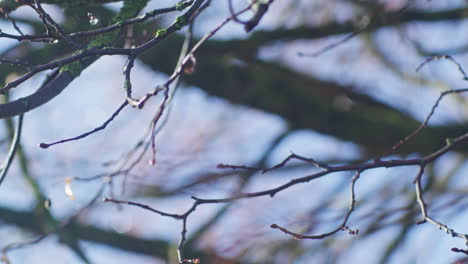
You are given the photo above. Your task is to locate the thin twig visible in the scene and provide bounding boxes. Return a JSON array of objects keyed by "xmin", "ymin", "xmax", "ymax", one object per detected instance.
[
  {"xmin": 106, "ymin": 131, "xmax": 468, "ymax": 260},
  {"xmin": 378, "ymin": 88, "xmax": 468, "ymax": 159},
  {"xmin": 39, "ymin": 101, "xmax": 129, "ymax": 149},
  {"xmin": 298, "ymin": 30, "xmax": 363, "ymax": 58},
  {"xmin": 414, "ymin": 167, "xmax": 468, "ymax": 242},
  {"xmin": 271, "ymin": 170, "xmax": 360, "ymax": 239},
  {"xmin": 416, "ymin": 55, "xmax": 468, "ymax": 81},
  {"xmin": 32, "ymin": 0, "xmax": 81, "ymax": 49}
]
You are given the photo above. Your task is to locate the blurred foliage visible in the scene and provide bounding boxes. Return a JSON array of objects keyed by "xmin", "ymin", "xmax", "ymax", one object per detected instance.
[{"xmin": 1, "ymin": 0, "xmax": 468, "ymax": 263}]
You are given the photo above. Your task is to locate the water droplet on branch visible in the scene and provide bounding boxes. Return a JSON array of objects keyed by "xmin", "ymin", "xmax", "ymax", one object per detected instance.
[
  {"xmin": 64, "ymin": 177, "xmax": 75, "ymax": 200},
  {"xmin": 87, "ymin": 12, "xmax": 99, "ymax": 25}
]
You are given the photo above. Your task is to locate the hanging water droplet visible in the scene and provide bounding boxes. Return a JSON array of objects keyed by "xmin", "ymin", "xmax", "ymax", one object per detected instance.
[
  {"xmin": 89, "ymin": 17, "xmax": 99, "ymax": 25},
  {"xmin": 64, "ymin": 177, "xmax": 75, "ymax": 200},
  {"xmin": 52, "ymin": 39, "xmax": 59, "ymax": 44},
  {"xmin": 44, "ymin": 198, "xmax": 52, "ymax": 209},
  {"xmin": 87, "ymin": 12, "xmax": 99, "ymax": 25}
]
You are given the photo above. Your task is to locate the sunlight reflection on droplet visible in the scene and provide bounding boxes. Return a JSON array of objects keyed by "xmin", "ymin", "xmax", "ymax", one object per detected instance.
[
  {"xmin": 44, "ymin": 199, "xmax": 52, "ymax": 209},
  {"xmin": 89, "ymin": 17, "xmax": 99, "ymax": 25},
  {"xmin": 64, "ymin": 177, "xmax": 75, "ymax": 200},
  {"xmin": 87, "ymin": 12, "xmax": 99, "ymax": 25}
]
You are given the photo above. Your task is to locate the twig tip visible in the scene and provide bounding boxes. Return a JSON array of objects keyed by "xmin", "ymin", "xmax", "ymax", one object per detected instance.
[{"xmin": 39, "ymin": 143, "xmax": 49, "ymax": 149}]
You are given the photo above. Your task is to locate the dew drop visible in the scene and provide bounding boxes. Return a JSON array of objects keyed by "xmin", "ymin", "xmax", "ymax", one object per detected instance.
[
  {"xmin": 64, "ymin": 177, "xmax": 75, "ymax": 200},
  {"xmin": 89, "ymin": 17, "xmax": 99, "ymax": 25},
  {"xmin": 87, "ymin": 12, "xmax": 99, "ymax": 25},
  {"xmin": 44, "ymin": 199, "xmax": 52, "ymax": 209}
]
